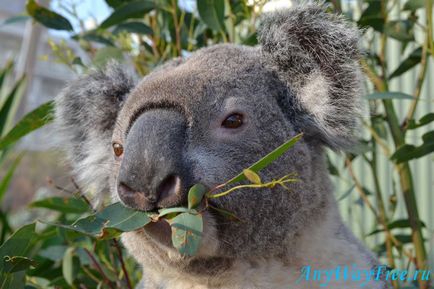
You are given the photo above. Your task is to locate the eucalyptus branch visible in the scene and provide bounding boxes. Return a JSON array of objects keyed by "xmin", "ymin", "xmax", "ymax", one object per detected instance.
[{"xmin": 206, "ymin": 175, "xmax": 298, "ymax": 199}]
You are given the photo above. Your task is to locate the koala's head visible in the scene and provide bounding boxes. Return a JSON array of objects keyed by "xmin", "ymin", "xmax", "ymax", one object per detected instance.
[{"xmin": 56, "ymin": 3, "xmax": 362, "ymax": 271}]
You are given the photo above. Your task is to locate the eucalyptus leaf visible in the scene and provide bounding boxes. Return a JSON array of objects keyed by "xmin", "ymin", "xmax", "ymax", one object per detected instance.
[
  {"xmin": 3, "ymin": 256, "xmax": 37, "ymax": 273},
  {"xmin": 364, "ymin": 92, "xmax": 414, "ymax": 100},
  {"xmin": 30, "ymin": 197, "xmax": 90, "ymax": 214},
  {"xmin": 113, "ymin": 22, "xmax": 153, "ymax": 35},
  {"xmin": 0, "ymin": 101, "xmax": 54, "ymax": 150},
  {"xmin": 26, "ymin": 0, "xmax": 73, "ymax": 31},
  {"xmin": 403, "ymin": 0, "xmax": 425, "ymax": 11},
  {"xmin": 170, "ymin": 213, "xmax": 203, "ymax": 256},
  {"xmin": 0, "ymin": 76, "xmax": 26, "ymax": 136},
  {"xmin": 391, "ymin": 131, "xmax": 434, "ymax": 163},
  {"xmin": 0, "ymin": 155, "xmax": 23, "ymax": 202},
  {"xmin": 242, "ymin": 169, "xmax": 261, "ymax": 184},
  {"xmin": 62, "ymin": 248, "xmax": 79, "ymax": 286},
  {"xmin": 197, "ymin": 0, "xmax": 225, "ymax": 32},
  {"xmin": 407, "ymin": 113, "xmax": 434, "ymax": 130},
  {"xmin": 389, "ymin": 47, "xmax": 422, "ymax": 79},
  {"xmin": 100, "ymin": 0, "xmax": 155, "ymax": 29},
  {"xmin": 226, "ymin": 133, "xmax": 302, "ymax": 185},
  {"xmin": 0, "ymin": 223, "xmax": 36, "ymax": 278},
  {"xmin": 187, "ymin": 184, "xmax": 207, "ymax": 209},
  {"xmin": 42, "ymin": 202, "xmax": 152, "ymax": 239},
  {"xmin": 0, "ymin": 15, "xmax": 30, "ymax": 27},
  {"xmin": 384, "ymin": 20, "xmax": 414, "ymax": 42}
]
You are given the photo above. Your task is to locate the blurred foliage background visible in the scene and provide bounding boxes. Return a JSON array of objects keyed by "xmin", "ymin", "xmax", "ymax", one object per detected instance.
[{"xmin": 0, "ymin": 0, "xmax": 433, "ymax": 288}]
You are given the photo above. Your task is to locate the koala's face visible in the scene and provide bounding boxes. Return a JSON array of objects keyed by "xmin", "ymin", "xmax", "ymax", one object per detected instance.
[
  {"xmin": 109, "ymin": 45, "xmax": 325, "ymax": 260},
  {"xmin": 57, "ymin": 4, "xmax": 362, "ymax": 270}
]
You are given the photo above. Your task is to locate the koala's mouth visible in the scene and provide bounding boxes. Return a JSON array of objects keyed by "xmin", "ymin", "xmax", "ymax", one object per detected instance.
[{"xmin": 143, "ymin": 218, "xmax": 173, "ymax": 247}]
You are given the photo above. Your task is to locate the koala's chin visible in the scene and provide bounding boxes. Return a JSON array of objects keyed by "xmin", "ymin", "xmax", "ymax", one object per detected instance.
[{"xmin": 56, "ymin": 3, "xmax": 389, "ymax": 289}]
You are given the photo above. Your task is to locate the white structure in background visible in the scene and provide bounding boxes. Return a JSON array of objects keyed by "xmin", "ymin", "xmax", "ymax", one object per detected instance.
[{"xmin": 0, "ymin": 0, "xmax": 76, "ymax": 150}]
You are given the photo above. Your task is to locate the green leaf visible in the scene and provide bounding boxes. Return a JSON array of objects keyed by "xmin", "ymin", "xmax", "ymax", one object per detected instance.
[
  {"xmin": 337, "ymin": 185, "xmax": 355, "ymax": 201},
  {"xmin": 242, "ymin": 169, "xmax": 261, "ymax": 184},
  {"xmin": 403, "ymin": 0, "xmax": 425, "ymax": 11},
  {"xmin": 30, "ymin": 197, "xmax": 90, "ymax": 214},
  {"xmin": 391, "ymin": 131, "xmax": 434, "ymax": 163},
  {"xmin": 0, "ymin": 155, "xmax": 23, "ymax": 202},
  {"xmin": 0, "ymin": 223, "xmax": 36, "ymax": 276},
  {"xmin": 364, "ymin": 92, "xmax": 414, "ymax": 100},
  {"xmin": 62, "ymin": 248, "xmax": 79, "ymax": 286},
  {"xmin": 357, "ymin": 1, "xmax": 384, "ymax": 32},
  {"xmin": 187, "ymin": 184, "xmax": 207, "ymax": 209},
  {"xmin": 79, "ymin": 32, "xmax": 114, "ymax": 46},
  {"xmin": 100, "ymin": 0, "xmax": 155, "ymax": 29},
  {"xmin": 197, "ymin": 0, "xmax": 225, "ymax": 32},
  {"xmin": 226, "ymin": 133, "xmax": 302, "ymax": 185},
  {"xmin": 0, "ymin": 60, "xmax": 14, "ymax": 90},
  {"xmin": 158, "ymin": 207, "xmax": 191, "ymax": 218},
  {"xmin": 3, "ymin": 256, "xmax": 37, "ymax": 273},
  {"xmin": 93, "ymin": 47, "xmax": 124, "ymax": 68},
  {"xmin": 384, "ymin": 20, "xmax": 414, "ymax": 42},
  {"xmin": 0, "ymin": 76, "xmax": 26, "ymax": 136},
  {"xmin": 105, "ymin": 0, "xmax": 136, "ymax": 9},
  {"xmin": 0, "ymin": 101, "xmax": 54, "ymax": 150},
  {"xmin": 26, "ymin": 0, "xmax": 73, "ymax": 31},
  {"xmin": 170, "ymin": 213, "xmax": 203, "ymax": 256},
  {"xmin": 0, "ymin": 15, "xmax": 30, "ymax": 27},
  {"xmin": 42, "ymin": 202, "xmax": 152, "ymax": 239},
  {"xmin": 113, "ymin": 21, "xmax": 153, "ymax": 35},
  {"xmin": 389, "ymin": 47, "xmax": 422, "ymax": 79},
  {"xmin": 407, "ymin": 113, "xmax": 434, "ymax": 130}
]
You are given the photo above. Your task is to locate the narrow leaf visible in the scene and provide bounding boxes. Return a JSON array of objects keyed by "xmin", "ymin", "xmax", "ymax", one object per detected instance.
[
  {"xmin": 188, "ymin": 184, "xmax": 207, "ymax": 209},
  {"xmin": 42, "ymin": 202, "xmax": 152, "ymax": 239},
  {"xmin": 403, "ymin": 0, "xmax": 425, "ymax": 11},
  {"xmin": 389, "ymin": 47, "xmax": 422, "ymax": 79},
  {"xmin": 242, "ymin": 169, "xmax": 261, "ymax": 184},
  {"xmin": 0, "ymin": 101, "xmax": 54, "ymax": 150},
  {"xmin": 30, "ymin": 196, "xmax": 90, "ymax": 214},
  {"xmin": 407, "ymin": 113, "xmax": 434, "ymax": 130},
  {"xmin": 0, "ymin": 15, "xmax": 30, "ymax": 27},
  {"xmin": 100, "ymin": 0, "xmax": 154, "ymax": 29},
  {"xmin": 0, "ymin": 76, "xmax": 26, "ymax": 136},
  {"xmin": 62, "ymin": 248, "xmax": 79, "ymax": 286},
  {"xmin": 226, "ymin": 133, "xmax": 302, "ymax": 185},
  {"xmin": 113, "ymin": 22, "xmax": 153, "ymax": 35},
  {"xmin": 26, "ymin": 0, "xmax": 73, "ymax": 31},
  {"xmin": 0, "ymin": 155, "xmax": 23, "ymax": 202},
  {"xmin": 364, "ymin": 92, "xmax": 414, "ymax": 100},
  {"xmin": 197, "ymin": 0, "xmax": 225, "ymax": 32},
  {"xmin": 391, "ymin": 131, "xmax": 434, "ymax": 163}
]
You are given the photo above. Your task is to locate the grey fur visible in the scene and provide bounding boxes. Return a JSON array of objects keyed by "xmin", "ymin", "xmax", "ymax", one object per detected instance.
[{"xmin": 55, "ymin": 4, "xmax": 387, "ymax": 289}]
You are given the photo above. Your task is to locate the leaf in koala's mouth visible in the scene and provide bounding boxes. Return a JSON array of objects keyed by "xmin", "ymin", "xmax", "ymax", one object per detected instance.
[
  {"xmin": 41, "ymin": 202, "xmax": 153, "ymax": 240},
  {"xmin": 168, "ymin": 212, "xmax": 203, "ymax": 257}
]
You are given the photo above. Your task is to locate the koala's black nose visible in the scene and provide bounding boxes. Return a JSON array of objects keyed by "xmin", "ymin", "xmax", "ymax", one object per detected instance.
[{"xmin": 117, "ymin": 109, "xmax": 189, "ymax": 211}]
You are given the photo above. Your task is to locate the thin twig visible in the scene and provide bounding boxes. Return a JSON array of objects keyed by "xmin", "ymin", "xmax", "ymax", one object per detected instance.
[
  {"xmin": 113, "ymin": 239, "xmax": 133, "ymax": 289},
  {"xmin": 84, "ymin": 248, "xmax": 116, "ymax": 289}
]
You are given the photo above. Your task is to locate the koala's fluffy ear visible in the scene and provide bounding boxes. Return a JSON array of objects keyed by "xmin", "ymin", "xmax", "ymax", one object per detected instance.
[
  {"xmin": 55, "ymin": 62, "xmax": 135, "ymax": 202},
  {"xmin": 258, "ymin": 3, "xmax": 364, "ymax": 149}
]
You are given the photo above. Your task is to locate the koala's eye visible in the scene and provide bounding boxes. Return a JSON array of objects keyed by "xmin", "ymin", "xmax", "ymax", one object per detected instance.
[
  {"xmin": 112, "ymin": 143, "xmax": 124, "ymax": 157},
  {"xmin": 222, "ymin": 113, "xmax": 243, "ymax": 129}
]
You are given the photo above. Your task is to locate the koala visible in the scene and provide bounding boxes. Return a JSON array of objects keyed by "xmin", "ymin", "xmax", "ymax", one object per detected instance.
[{"xmin": 55, "ymin": 3, "xmax": 389, "ymax": 289}]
